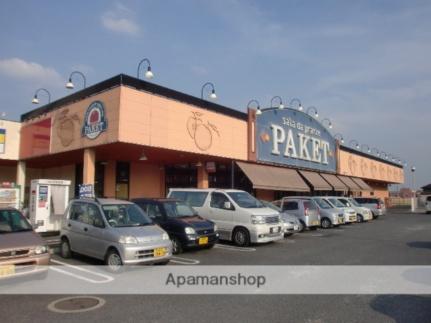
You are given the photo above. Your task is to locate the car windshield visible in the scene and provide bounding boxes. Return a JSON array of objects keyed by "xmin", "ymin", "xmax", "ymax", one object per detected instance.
[
  {"xmin": 163, "ymin": 201, "xmax": 197, "ymax": 218},
  {"xmin": 328, "ymin": 198, "xmax": 346, "ymax": 208},
  {"xmin": 102, "ymin": 204, "xmax": 153, "ymax": 227},
  {"xmin": 314, "ymin": 198, "xmax": 332, "ymax": 209},
  {"xmin": 0, "ymin": 209, "xmax": 33, "ymax": 233},
  {"xmin": 169, "ymin": 191, "xmax": 208, "ymax": 207},
  {"xmin": 260, "ymin": 200, "xmax": 281, "ymax": 212},
  {"xmin": 227, "ymin": 192, "xmax": 264, "ymax": 208},
  {"xmin": 348, "ymin": 198, "xmax": 360, "ymax": 206}
]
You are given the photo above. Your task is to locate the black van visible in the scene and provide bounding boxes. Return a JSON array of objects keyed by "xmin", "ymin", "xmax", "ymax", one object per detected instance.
[{"xmin": 132, "ymin": 198, "xmax": 218, "ymax": 254}]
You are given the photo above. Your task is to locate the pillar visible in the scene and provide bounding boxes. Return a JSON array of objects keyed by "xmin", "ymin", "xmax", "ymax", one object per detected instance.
[
  {"xmin": 197, "ymin": 166, "xmax": 209, "ymax": 189},
  {"xmin": 83, "ymin": 148, "xmax": 96, "ymax": 185},
  {"xmin": 16, "ymin": 161, "xmax": 26, "ymax": 208}
]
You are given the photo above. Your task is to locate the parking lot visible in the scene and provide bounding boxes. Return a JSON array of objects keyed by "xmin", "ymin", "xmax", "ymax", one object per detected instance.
[{"xmin": 1, "ymin": 211, "xmax": 431, "ymax": 322}]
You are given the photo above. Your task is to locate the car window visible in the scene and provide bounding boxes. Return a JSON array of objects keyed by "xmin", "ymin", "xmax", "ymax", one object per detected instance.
[
  {"xmin": 164, "ymin": 201, "xmax": 196, "ymax": 218},
  {"xmin": 427, "ymin": 196, "xmax": 431, "ymax": 202},
  {"xmin": 283, "ymin": 201, "xmax": 298, "ymax": 211},
  {"xmin": 70, "ymin": 203, "xmax": 88, "ymax": 223},
  {"xmin": 338, "ymin": 199, "xmax": 350, "ymax": 207},
  {"xmin": 348, "ymin": 199, "xmax": 360, "ymax": 207},
  {"xmin": 87, "ymin": 204, "xmax": 104, "ymax": 227},
  {"xmin": 102, "ymin": 204, "xmax": 153, "ymax": 227},
  {"xmin": 227, "ymin": 192, "xmax": 263, "ymax": 208},
  {"xmin": 210, "ymin": 192, "xmax": 230, "ymax": 209},
  {"xmin": 355, "ymin": 198, "xmax": 365, "ymax": 204},
  {"xmin": 146, "ymin": 204, "xmax": 164, "ymax": 220},
  {"xmin": 304, "ymin": 200, "xmax": 317, "ymax": 210},
  {"xmin": 169, "ymin": 191, "xmax": 209, "ymax": 207},
  {"xmin": 0, "ymin": 209, "xmax": 32, "ymax": 233},
  {"xmin": 314, "ymin": 198, "xmax": 332, "ymax": 209},
  {"xmin": 328, "ymin": 198, "xmax": 345, "ymax": 208}
]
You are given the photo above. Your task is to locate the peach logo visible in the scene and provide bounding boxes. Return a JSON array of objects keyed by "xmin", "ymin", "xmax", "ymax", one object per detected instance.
[
  {"xmin": 187, "ymin": 111, "xmax": 219, "ymax": 151},
  {"xmin": 260, "ymin": 132, "xmax": 270, "ymax": 143},
  {"xmin": 54, "ymin": 109, "xmax": 80, "ymax": 147}
]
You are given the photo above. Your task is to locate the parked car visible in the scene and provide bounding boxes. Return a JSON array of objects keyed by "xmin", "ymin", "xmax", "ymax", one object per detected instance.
[
  {"xmin": 0, "ymin": 208, "xmax": 50, "ymax": 280},
  {"xmin": 260, "ymin": 200, "xmax": 300, "ymax": 236},
  {"xmin": 323, "ymin": 197, "xmax": 357, "ymax": 224},
  {"xmin": 276, "ymin": 197, "xmax": 320, "ymax": 232},
  {"xmin": 60, "ymin": 198, "xmax": 172, "ymax": 272},
  {"xmin": 426, "ymin": 196, "xmax": 431, "ymax": 214},
  {"xmin": 311, "ymin": 197, "xmax": 345, "ymax": 229},
  {"xmin": 354, "ymin": 197, "xmax": 386, "ymax": 218},
  {"xmin": 132, "ymin": 198, "xmax": 219, "ymax": 254},
  {"xmin": 337, "ymin": 197, "xmax": 373, "ymax": 223},
  {"xmin": 168, "ymin": 189, "xmax": 283, "ymax": 247}
]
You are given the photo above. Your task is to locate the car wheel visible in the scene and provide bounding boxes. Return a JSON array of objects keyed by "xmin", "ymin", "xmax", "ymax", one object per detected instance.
[
  {"xmin": 105, "ymin": 249, "xmax": 123, "ymax": 273},
  {"xmin": 171, "ymin": 237, "xmax": 183, "ymax": 255},
  {"xmin": 233, "ymin": 227, "xmax": 250, "ymax": 247},
  {"xmin": 60, "ymin": 238, "xmax": 72, "ymax": 259},
  {"xmin": 321, "ymin": 218, "xmax": 332, "ymax": 229},
  {"xmin": 298, "ymin": 221, "xmax": 306, "ymax": 232},
  {"xmin": 357, "ymin": 214, "xmax": 363, "ymax": 223}
]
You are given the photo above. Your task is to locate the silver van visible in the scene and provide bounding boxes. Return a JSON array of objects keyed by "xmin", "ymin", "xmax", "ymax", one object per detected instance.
[
  {"xmin": 311, "ymin": 197, "xmax": 345, "ymax": 228},
  {"xmin": 278, "ymin": 197, "xmax": 320, "ymax": 231},
  {"xmin": 323, "ymin": 197, "xmax": 357, "ymax": 223},
  {"xmin": 260, "ymin": 200, "xmax": 300, "ymax": 236},
  {"xmin": 60, "ymin": 198, "xmax": 172, "ymax": 271},
  {"xmin": 354, "ymin": 197, "xmax": 386, "ymax": 218},
  {"xmin": 337, "ymin": 197, "xmax": 373, "ymax": 222}
]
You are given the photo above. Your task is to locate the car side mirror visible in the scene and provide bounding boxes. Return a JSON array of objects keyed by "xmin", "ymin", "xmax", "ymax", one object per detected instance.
[{"xmin": 224, "ymin": 201, "xmax": 233, "ymax": 210}]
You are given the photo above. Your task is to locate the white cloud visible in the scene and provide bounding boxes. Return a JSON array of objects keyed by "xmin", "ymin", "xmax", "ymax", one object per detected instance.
[
  {"xmin": 101, "ymin": 3, "xmax": 140, "ymax": 35},
  {"xmin": 0, "ymin": 57, "xmax": 62, "ymax": 84}
]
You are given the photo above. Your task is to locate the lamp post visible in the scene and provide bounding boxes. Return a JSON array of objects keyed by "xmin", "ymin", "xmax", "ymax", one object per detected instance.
[
  {"xmin": 289, "ymin": 98, "xmax": 303, "ymax": 111},
  {"xmin": 66, "ymin": 71, "xmax": 87, "ymax": 90},
  {"xmin": 31, "ymin": 88, "xmax": 51, "ymax": 105},
  {"xmin": 349, "ymin": 139, "xmax": 360, "ymax": 150},
  {"xmin": 321, "ymin": 118, "xmax": 333, "ymax": 129},
  {"xmin": 247, "ymin": 99, "xmax": 261, "ymax": 115},
  {"xmin": 306, "ymin": 106, "xmax": 318, "ymax": 118},
  {"xmin": 334, "ymin": 133, "xmax": 344, "ymax": 144},
  {"xmin": 137, "ymin": 58, "xmax": 154, "ymax": 79},
  {"xmin": 411, "ymin": 166, "xmax": 416, "ymax": 212},
  {"xmin": 361, "ymin": 144, "xmax": 371, "ymax": 153},
  {"xmin": 201, "ymin": 82, "xmax": 217, "ymax": 100},
  {"xmin": 270, "ymin": 96, "xmax": 284, "ymax": 109}
]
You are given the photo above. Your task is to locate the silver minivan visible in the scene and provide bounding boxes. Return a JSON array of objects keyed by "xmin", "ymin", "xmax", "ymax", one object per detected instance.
[
  {"xmin": 278, "ymin": 197, "xmax": 320, "ymax": 231},
  {"xmin": 324, "ymin": 197, "xmax": 357, "ymax": 223},
  {"xmin": 354, "ymin": 198, "xmax": 386, "ymax": 218},
  {"xmin": 311, "ymin": 197, "xmax": 345, "ymax": 229},
  {"xmin": 60, "ymin": 198, "xmax": 172, "ymax": 271},
  {"xmin": 337, "ymin": 197, "xmax": 373, "ymax": 222}
]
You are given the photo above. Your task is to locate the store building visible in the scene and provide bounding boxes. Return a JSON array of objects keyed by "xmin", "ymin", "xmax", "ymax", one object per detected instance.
[{"xmin": 0, "ymin": 74, "xmax": 404, "ymax": 207}]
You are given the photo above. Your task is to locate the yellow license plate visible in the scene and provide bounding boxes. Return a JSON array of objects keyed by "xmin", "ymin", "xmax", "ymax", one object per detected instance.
[
  {"xmin": 153, "ymin": 248, "xmax": 166, "ymax": 257},
  {"xmin": 199, "ymin": 237, "xmax": 208, "ymax": 245},
  {"xmin": 0, "ymin": 265, "xmax": 15, "ymax": 277}
]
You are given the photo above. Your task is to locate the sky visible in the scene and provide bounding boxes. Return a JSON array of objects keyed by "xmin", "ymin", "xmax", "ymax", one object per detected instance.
[{"xmin": 0, "ymin": 0, "xmax": 429, "ymax": 189}]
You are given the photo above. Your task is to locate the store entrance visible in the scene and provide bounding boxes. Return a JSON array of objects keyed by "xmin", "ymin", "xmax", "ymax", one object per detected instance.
[{"xmin": 165, "ymin": 164, "xmax": 197, "ymax": 191}]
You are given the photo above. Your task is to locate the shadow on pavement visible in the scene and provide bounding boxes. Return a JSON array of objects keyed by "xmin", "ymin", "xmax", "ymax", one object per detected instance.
[
  {"xmin": 406, "ymin": 241, "xmax": 431, "ymax": 249},
  {"xmin": 370, "ymin": 295, "xmax": 431, "ymax": 323}
]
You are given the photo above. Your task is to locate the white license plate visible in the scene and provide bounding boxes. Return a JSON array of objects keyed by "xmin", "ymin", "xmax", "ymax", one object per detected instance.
[
  {"xmin": 270, "ymin": 227, "xmax": 280, "ymax": 233},
  {"xmin": 294, "ymin": 225, "xmax": 299, "ymax": 231}
]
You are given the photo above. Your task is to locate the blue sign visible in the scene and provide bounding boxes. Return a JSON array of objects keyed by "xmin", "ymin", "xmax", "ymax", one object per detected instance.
[
  {"xmin": 256, "ymin": 108, "xmax": 337, "ymax": 173},
  {"xmin": 79, "ymin": 184, "xmax": 94, "ymax": 199},
  {"xmin": 82, "ymin": 101, "xmax": 108, "ymax": 140}
]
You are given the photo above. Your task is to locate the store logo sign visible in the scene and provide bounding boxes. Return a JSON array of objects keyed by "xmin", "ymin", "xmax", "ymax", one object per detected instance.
[
  {"xmin": 256, "ymin": 109, "xmax": 336, "ymax": 172},
  {"xmin": 0, "ymin": 129, "xmax": 5, "ymax": 154},
  {"xmin": 82, "ymin": 101, "xmax": 107, "ymax": 140}
]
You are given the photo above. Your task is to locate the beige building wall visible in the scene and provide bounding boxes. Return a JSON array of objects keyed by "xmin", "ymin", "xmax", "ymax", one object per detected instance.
[
  {"xmin": 118, "ymin": 86, "xmax": 248, "ymax": 160},
  {"xmin": 0, "ymin": 119, "xmax": 21, "ymax": 160},
  {"xmin": 129, "ymin": 162, "xmax": 165, "ymax": 198}
]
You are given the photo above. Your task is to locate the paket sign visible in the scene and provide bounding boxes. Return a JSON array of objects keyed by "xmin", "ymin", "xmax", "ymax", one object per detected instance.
[{"xmin": 256, "ymin": 108, "xmax": 337, "ymax": 173}]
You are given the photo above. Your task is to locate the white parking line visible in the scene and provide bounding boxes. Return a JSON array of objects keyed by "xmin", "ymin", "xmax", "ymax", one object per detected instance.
[
  {"xmin": 50, "ymin": 259, "xmax": 114, "ymax": 283},
  {"xmin": 309, "ymin": 233, "xmax": 325, "ymax": 237},
  {"xmin": 170, "ymin": 256, "xmax": 200, "ymax": 265},
  {"xmin": 214, "ymin": 244, "xmax": 256, "ymax": 252}
]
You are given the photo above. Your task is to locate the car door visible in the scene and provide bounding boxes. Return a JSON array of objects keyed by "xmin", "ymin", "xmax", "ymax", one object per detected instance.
[
  {"xmin": 84, "ymin": 203, "xmax": 109, "ymax": 260},
  {"xmin": 65, "ymin": 202, "xmax": 88, "ymax": 253},
  {"xmin": 209, "ymin": 192, "xmax": 234, "ymax": 239}
]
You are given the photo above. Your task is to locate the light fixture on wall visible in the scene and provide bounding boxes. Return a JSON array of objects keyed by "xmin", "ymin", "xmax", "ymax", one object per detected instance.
[
  {"xmin": 270, "ymin": 96, "xmax": 284, "ymax": 109},
  {"xmin": 334, "ymin": 133, "xmax": 344, "ymax": 144},
  {"xmin": 349, "ymin": 139, "xmax": 360, "ymax": 150},
  {"xmin": 321, "ymin": 118, "xmax": 333, "ymax": 129},
  {"xmin": 139, "ymin": 150, "xmax": 148, "ymax": 161},
  {"xmin": 66, "ymin": 71, "xmax": 87, "ymax": 90},
  {"xmin": 137, "ymin": 57, "xmax": 154, "ymax": 79},
  {"xmin": 289, "ymin": 98, "xmax": 303, "ymax": 111},
  {"xmin": 32, "ymin": 88, "xmax": 51, "ymax": 105},
  {"xmin": 247, "ymin": 99, "xmax": 261, "ymax": 115},
  {"xmin": 195, "ymin": 161, "xmax": 203, "ymax": 167},
  {"xmin": 201, "ymin": 82, "xmax": 217, "ymax": 100},
  {"xmin": 306, "ymin": 106, "xmax": 318, "ymax": 118}
]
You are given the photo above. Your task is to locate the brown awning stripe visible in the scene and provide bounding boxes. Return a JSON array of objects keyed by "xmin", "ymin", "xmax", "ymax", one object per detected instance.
[
  {"xmin": 236, "ymin": 161, "xmax": 310, "ymax": 192},
  {"xmin": 337, "ymin": 175, "xmax": 362, "ymax": 191},
  {"xmin": 320, "ymin": 173, "xmax": 348, "ymax": 192},
  {"xmin": 351, "ymin": 177, "xmax": 372, "ymax": 191},
  {"xmin": 298, "ymin": 170, "xmax": 332, "ymax": 191}
]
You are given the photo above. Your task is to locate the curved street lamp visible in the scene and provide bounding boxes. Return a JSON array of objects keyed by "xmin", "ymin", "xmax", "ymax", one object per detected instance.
[
  {"xmin": 32, "ymin": 88, "xmax": 51, "ymax": 105},
  {"xmin": 137, "ymin": 58, "xmax": 154, "ymax": 79},
  {"xmin": 66, "ymin": 71, "xmax": 87, "ymax": 90},
  {"xmin": 289, "ymin": 98, "xmax": 303, "ymax": 111},
  {"xmin": 334, "ymin": 133, "xmax": 344, "ymax": 143},
  {"xmin": 306, "ymin": 106, "xmax": 318, "ymax": 118},
  {"xmin": 361, "ymin": 144, "xmax": 371, "ymax": 153},
  {"xmin": 201, "ymin": 82, "xmax": 217, "ymax": 100},
  {"xmin": 247, "ymin": 99, "xmax": 261, "ymax": 115},
  {"xmin": 270, "ymin": 96, "xmax": 284, "ymax": 109},
  {"xmin": 321, "ymin": 118, "xmax": 333, "ymax": 129},
  {"xmin": 349, "ymin": 139, "xmax": 360, "ymax": 149}
]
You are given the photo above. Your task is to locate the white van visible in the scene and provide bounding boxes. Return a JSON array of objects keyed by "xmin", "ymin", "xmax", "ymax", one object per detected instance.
[{"xmin": 168, "ymin": 189, "xmax": 283, "ymax": 246}]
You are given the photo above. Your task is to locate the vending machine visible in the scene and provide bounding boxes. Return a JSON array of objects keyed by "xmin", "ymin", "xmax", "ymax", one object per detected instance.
[
  {"xmin": 29, "ymin": 179, "xmax": 71, "ymax": 233},
  {"xmin": 0, "ymin": 183, "xmax": 20, "ymax": 209}
]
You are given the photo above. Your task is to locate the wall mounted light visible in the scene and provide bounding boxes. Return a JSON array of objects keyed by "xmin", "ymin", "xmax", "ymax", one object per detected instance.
[
  {"xmin": 321, "ymin": 118, "xmax": 333, "ymax": 129},
  {"xmin": 247, "ymin": 99, "xmax": 261, "ymax": 115},
  {"xmin": 31, "ymin": 88, "xmax": 51, "ymax": 105},
  {"xmin": 66, "ymin": 71, "xmax": 87, "ymax": 90},
  {"xmin": 201, "ymin": 82, "xmax": 217, "ymax": 100},
  {"xmin": 361, "ymin": 144, "xmax": 371, "ymax": 153},
  {"xmin": 270, "ymin": 96, "xmax": 284, "ymax": 109},
  {"xmin": 289, "ymin": 98, "xmax": 303, "ymax": 111},
  {"xmin": 306, "ymin": 106, "xmax": 318, "ymax": 118},
  {"xmin": 137, "ymin": 58, "xmax": 154, "ymax": 79},
  {"xmin": 349, "ymin": 139, "xmax": 360, "ymax": 150},
  {"xmin": 334, "ymin": 133, "xmax": 344, "ymax": 144}
]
